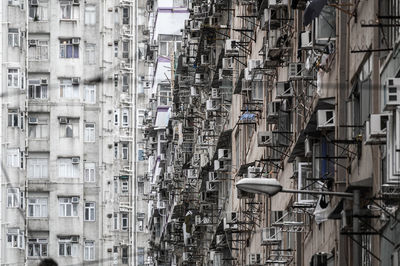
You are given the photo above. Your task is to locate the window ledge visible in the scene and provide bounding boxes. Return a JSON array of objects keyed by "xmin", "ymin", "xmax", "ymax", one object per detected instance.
[{"xmin": 60, "ymin": 19, "xmax": 78, "ymax": 23}]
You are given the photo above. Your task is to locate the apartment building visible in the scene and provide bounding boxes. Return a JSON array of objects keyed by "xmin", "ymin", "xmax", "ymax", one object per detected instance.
[
  {"xmin": 0, "ymin": 0, "xmax": 148, "ymax": 265},
  {"xmin": 143, "ymin": 0, "xmax": 400, "ymax": 265}
]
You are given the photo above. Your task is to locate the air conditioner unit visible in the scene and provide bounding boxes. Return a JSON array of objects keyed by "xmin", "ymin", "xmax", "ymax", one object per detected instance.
[
  {"xmin": 29, "ymin": 40, "xmax": 37, "ymax": 46},
  {"xmin": 41, "ymin": 78, "xmax": 48, "ymax": 84},
  {"xmin": 72, "ymin": 38, "xmax": 80, "ymax": 44},
  {"xmin": 310, "ymin": 253, "xmax": 328, "ymax": 266},
  {"xmin": 71, "ymin": 236, "xmax": 79, "ymax": 242},
  {"xmin": 206, "ymin": 181, "xmax": 218, "ymax": 191},
  {"xmin": 257, "ymin": 131, "xmax": 277, "ymax": 147},
  {"xmin": 276, "ymin": 81, "xmax": 292, "ymax": 98},
  {"xmin": 261, "ymin": 227, "xmax": 282, "ymax": 245},
  {"xmin": 182, "ymin": 252, "xmax": 191, "ymax": 262},
  {"xmin": 268, "ymin": 0, "xmax": 288, "ymax": 7},
  {"xmin": 221, "ymin": 58, "xmax": 233, "ymax": 72},
  {"xmin": 249, "ymin": 253, "xmax": 261, "ymax": 265},
  {"xmin": 157, "ymin": 201, "xmax": 166, "ymax": 209},
  {"xmin": 225, "ymin": 39, "xmax": 239, "ymax": 55},
  {"xmin": 266, "ymin": 101, "xmax": 280, "ymax": 121},
  {"xmin": 214, "ymin": 160, "xmax": 228, "ymax": 171},
  {"xmin": 28, "ymin": 117, "xmax": 38, "ymax": 124},
  {"xmin": 226, "ymin": 211, "xmax": 238, "ymax": 224},
  {"xmin": 195, "ymin": 73, "xmax": 205, "ymax": 84},
  {"xmin": 317, "ymin": 109, "xmax": 335, "ymax": 129},
  {"xmin": 59, "ymin": 117, "xmax": 68, "ymax": 124},
  {"xmin": 248, "ymin": 59, "xmax": 262, "ymax": 73},
  {"xmin": 297, "ymin": 162, "xmax": 317, "ymax": 204},
  {"xmin": 195, "ymin": 215, "xmax": 202, "ymax": 225},
  {"xmin": 29, "ymin": 0, "xmax": 39, "ymax": 6},
  {"xmin": 190, "ymin": 20, "xmax": 201, "ymax": 31},
  {"xmin": 72, "ymin": 0, "xmax": 80, "ymax": 5},
  {"xmin": 193, "ymin": 6, "xmax": 201, "ymax": 14},
  {"xmin": 71, "ymin": 197, "xmax": 79, "ymax": 203},
  {"xmin": 201, "ymin": 54, "xmax": 209, "ymax": 65},
  {"xmin": 209, "ymin": 172, "xmax": 220, "ymax": 182},
  {"xmin": 244, "ymin": 68, "xmax": 252, "ymax": 81},
  {"xmin": 71, "ymin": 157, "xmax": 80, "ymax": 164},
  {"xmin": 384, "ymin": 78, "xmax": 400, "ymax": 110},
  {"xmin": 72, "ymin": 77, "xmax": 80, "ymax": 85},
  {"xmin": 218, "ymin": 149, "xmax": 231, "ymax": 160},
  {"xmin": 211, "ymin": 88, "xmax": 220, "ymax": 99},
  {"xmin": 288, "ymin": 63, "xmax": 314, "ymax": 80},
  {"xmin": 248, "ymin": 166, "xmax": 262, "ymax": 178},
  {"xmin": 300, "ymin": 31, "xmax": 313, "ymax": 49},
  {"xmin": 369, "ymin": 113, "xmax": 390, "ymax": 137},
  {"xmin": 206, "ymin": 99, "xmax": 219, "ymax": 111}
]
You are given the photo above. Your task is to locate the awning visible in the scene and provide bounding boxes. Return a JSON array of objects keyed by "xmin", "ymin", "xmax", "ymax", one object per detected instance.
[
  {"xmin": 303, "ymin": 0, "xmax": 328, "ymax": 26},
  {"xmin": 154, "ymin": 107, "xmax": 170, "ymax": 129}
]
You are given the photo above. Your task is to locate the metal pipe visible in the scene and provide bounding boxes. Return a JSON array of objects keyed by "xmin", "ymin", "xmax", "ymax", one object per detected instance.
[
  {"xmin": 353, "ymin": 190, "xmax": 361, "ymax": 266},
  {"xmin": 280, "ymin": 188, "xmax": 354, "ymax": 198}
]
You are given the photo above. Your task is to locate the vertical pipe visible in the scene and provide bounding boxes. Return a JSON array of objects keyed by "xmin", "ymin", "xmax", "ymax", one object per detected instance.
[
  {"xmin": 353, "ymin": 190, "xmax": 361, "ymax": 266},
  {"xmin": 0, "ymin": 0, "xmax": 3, "ymax": 263}
]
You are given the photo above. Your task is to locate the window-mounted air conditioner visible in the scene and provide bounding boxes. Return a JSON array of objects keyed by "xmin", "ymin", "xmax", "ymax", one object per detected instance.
[
  {"xmin": 190, "ymin": 20, "xmax": 201, "ymax": 31},
  {"xmin": 182, "ymin": 252, "xmax": 191, "ymax": 262},
  {"xmin": 193, "ymin": 6, "xmax": 201, "ymax": 14},
  {"xmin": 195, "ymin": 215, "xmax": 202, "ymax": 225},
  {"xmin": 71, "ymin": 157, "xmax": 80, "ymax": 164},
  {"xmin": 29, "ymin": 0, "xmax": 39, "ymax": 6},
  {"xmin": 261, "ymin": 227, "xmax": 282, "ymax": 245},
  {"xmin": 226, "ymin": 211, "xmax": 238, "ymax": 224},
  {"xmin": 41, "ymin": 78, "xmax": 48, "ymax": 85},
  {"xmin": 317, "ymin": 109, "xmax": 335, "ymax": 129},
  {"xmin": 28, "ymin": 117, "xmax": 38, "ymax": 124},
  {"xmin": 257, "ymin": 131, "xmax": 277, "ymax": 147},
  {"xmin": 72, "ymin": 38, "xmax": 80, "ymax": 45},
  {"xmin": 190, "ymin": 86, "xmax": 199, "ymax": 97},
  {"xmin": 71, "ymin": 197, "xmax": 79, "ymax": 203},
  {"xmin": 225, "ymin": 39, "xmax": 239, "ymax": 55},
  {"xmin": 268, "ymin": 0, "xmax": 288, "ymax": 7},
  {"xmin": 209, "ymin": 172, "xmax": 220, "ymax": 182},
  {"xmin": 218, "ymin": 149, "xmax": 231, "ymax": 160},
  {"xmin": 247, "ymin": 166, "xmax": 262, "ymax": 178},
  {"xmin": 214, "ymin": 160, "xmax": 228, "ymax": 171},
  {"xmin": 365, "ymin": 113, "xmax": 390, "ymax": 144},
  {"xmin": 201, "ymin": 54, "xmax": 209, "ymax": 65},
  {"xmin": 211, "ymin": 88, "xmax": 220, "ymax": 99},
  {"xmin": 266, "ymin": 101, "xmax": 280, "ymax": 121},
  {"xmin": 288, "ymin": 63, "xmax": 314, "ymax": 80},
  {"xmin": 206, "ymin": 99, "xmax": 219, "ymax": 111},
  {"xmin": 300, "ymin": 31, "xmax": 313, "ymax": 49},
  {"xmin": 71, "ymin": 236, "xmax": 79, "ymax": 242},
  {"xmin": 206, "ymin": 181, "xmax": 218, "ymax": 191},
  {"xmin": 276, "ymin": 81, "xmax": 292, "ymax": 98},
  {"xmin": 248, "ymin": 59, "xmax": 262, "ymax": 73},
  {"xmin": 59, "ymin": 117, "xmax": 68, "ymax": 124},
  {"xmin": 222, "ymin": 57, "xmax": 234, "ymax": 70},
  {"xmin": 72, "ymin": 77, "xmax": 80, "ymax": 85},
  {"xmin": 384, "ymin": 78, "xmax": 400, "ymax": 110},
  {"xmin": 72, "ymin": 0, "xmax": 80, "ymax": 5},
  {"xmin": 29, "ymin": 40, "xmax": 37, "ymax": 46},
  {"xmin": 248, "ymin": 253, "xmax": 262, "ymax": 265}
]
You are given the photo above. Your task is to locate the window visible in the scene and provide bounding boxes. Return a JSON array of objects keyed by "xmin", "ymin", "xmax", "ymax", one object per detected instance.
[
  {"xmin": 28, "ymin": 238, "xmax": 48, "ymax": 257},
  {"xmin": 122, "ymin": 144, "xmax": 129, "ymax": 160},
  {"xmin": 8, "ymin": 110, "xmax": 19, "ymax": 127},
  {"xmin": 113, "ymin": 213, "xmax": 119, "ymax": 230},
  {"xmin": 137, "ymin": 247, "xmax": 145, "ymax": 265},
  {"xmin": 137, "ymin": 219, "xmax": 143, "ymax": 231},
  {"xmin": 58, "ymin": 236, "xmax": 79, "ymax": 256},
  {"xmin": 58, "ymin": 197, "xmax": 79, "ymax": 217},
  {"xmin": 122, "ymin": 109, "xmax": 129, "ymax": 127},
  {"xmin": 84, "ymin": 163, "xmax": 95, "ymax": 182},
  {"xmin": 114, "ymin": 179, "xmax": 119, "ymax": 194},
  {"xmin": 8, "ymin": 68, "xmax": 20, "ymax": 88},
  {"xmin": 8, "ymin": 0, "xmax": 20, "ymax": 6},
  {"xmin": 8, "ymin": 28, "xmax": 19, "ymax": 47},
  {"xmin": 84, "ymin": 123, "xmax": 95, "ymax": 142},
  {"xmin": 58, "ymin": 158, "xmax": 79, "ymax": 178},
  {"xmin": 84, "ymin": 85, "xmax": 96, "ymax": 103},
  {"xmin": 121, "ymin": 180, "xmax": 129, "ymax": 193},
  {"xmin": 28, "ymin": 116, "xmax": 49, "ymax": 138},
  {"xmin": 60, "ymin": 39, "xmax": 79, "ymax": 58},
  {"xmin": 114, "ymin": 74, "xmax": 119, "ymax": 88},
  {"xmin": 122, "ymin": 41, "xmax": 129, "ymax": 58},
  {"xmin": 84, "ymin": 241, "xmax": 95, "ymax": 261},
  {"xmin": 84, "ymin": 5, "xmax": 96, "ymax": 25},
  {"xmin": 85, "ymin": 44, "xmax": 96, "ymax": 65},
  {"xmin": 7, "ymin": 149, "xmax": 20, "ymax": 168},
  {"xmin": 7, "ymin": 228, "xmax": 24, "ymax": 249},
  {"xmin": 29, "ymin": 40, "xmax": 49, "ymax": 61},
  {"xmin": 60, "ymin": 119, "xmax": 78, "ymax": 138},
  {"xmin": 159, "ymin": 41, "xmax": 168, "ymax": 56},
  {"xmin": 60, "ymin": 0, "xmax": 77, "ymax": 20},
  {"xmin": 251, "ymin": 80, "xmax": 263, "ymax": 101},
  {"xmin": 29, "ymin": 0, "xmax": 49, "ymax": 21},
  {"xmin": 7, "ymin": 188, "xmax": 20, "ymax": 208},
  {"xmin": 138, "ymin": 150, "xmax": 145, "ymax": 161},
  {"xmin": 60, "ymin": 78, "xmax": 79, "ymax": 98},
  {"xmin": 121, "ymin": 213, "xmax": 129, "ymax": 230},
  {"xmin": 137, "ymin": 109, "xmax": 145, "ymax": 127},
  {"xmin": 114, "ymin": 143, "xmax": 119, "ymax": 159},
  {"xmin": 122, "ymin": 7, "xmax": 129, "ymax": 24},
  {"xmin": 314, "ymin": 5, "xmax": 336, "ymax": 44},
  {"xmin": 28, "ymin": 79, "xmax": 48, "ymax": 99},
  {"xmin": 27, "ymin": 198, "xmax": 48, "ymax": 217},
  {"xmin": 114, "ymin": 110, "xmax": 119, "ymax": 126},
  {"xmin": 27, "ymin": 157, "xmax": 49, "ymax": 179},
  {"xmin": 84, "ymin": 202, "xmax": 95, "ymax": 221},
  {"xmin": 122, "ymin": 246, "xmax": 129, "ymax": 264},
  {"xmin": 122, "ymin": 74, "xmax": 129, "ymax": 92}
]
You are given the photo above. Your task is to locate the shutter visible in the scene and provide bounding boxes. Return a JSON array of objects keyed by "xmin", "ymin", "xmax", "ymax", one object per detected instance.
[{"xmin": 360, "ymin": 78, "xmax": 371, "ymax": 126}]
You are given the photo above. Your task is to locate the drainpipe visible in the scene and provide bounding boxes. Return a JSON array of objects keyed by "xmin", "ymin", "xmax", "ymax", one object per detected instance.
[{"xmin": 353, "ymin": 190, "xmax": 361, "ymax": 266}]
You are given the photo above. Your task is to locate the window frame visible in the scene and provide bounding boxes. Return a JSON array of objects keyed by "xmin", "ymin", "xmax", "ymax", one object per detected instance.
[
  {"xmin": 59, "ymin": 39, "xmax": 79, "ymax": 59},
  {"xmin": 121, "ymin": 213, "xmax": 129, "ymax": 230},
  {"xmin": 58, "ymin": 197, "xmax": 79, "ymax": 217},
  {"xmin": 84, "ymin": 241, "xmax": 95, "ymax": 261},
  {"xmin": 7, "ymin": 68, "xmax": 20, "ymax": 88},
  {"xmin": 27, "ymin": 238, "xmax": 48, "ymax": 257},
  {"xmin": 84, "ymin": 123, "xmax": 95, "ymax": 142},
  {"xmin": 84, "ymin": 5, "xmax": 96, "ymax": 25},
  {"xmin": 58, "ymin": 158, "xmax": 79, "ymax": 178},
  {"xmin": 84, "ymin": 84, "xmax": 96, "ymax": 103},
  {"xmin": 27, "ymin": 157, "xmax": 49, "ymax": 179},
  {"xmin": 60, "ymin": 78, "xmax": 80, "ymax": 99},
  {"xmin": 84, "ymin": 202, "xmax": 96, "ymax": 221},
  {"xmin": 58, "ymin": 236, "xmax": 79, "ymax": 256},
  {"xmin": 84, "ymin": 162, "xmax": 96, "ymax": 182},
  {"xmin": 8, "ymin": 28, "xmax": 19, "ymax": 47},
  {"xmin": 27, "ymin": 197, "xmax": 48, "ymax": 217}
]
